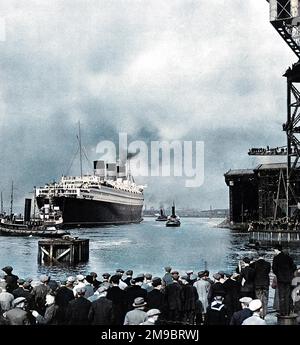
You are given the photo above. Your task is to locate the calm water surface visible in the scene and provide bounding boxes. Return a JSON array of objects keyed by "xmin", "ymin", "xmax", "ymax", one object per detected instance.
[{"xmin": 1, "ymin": 217, "xmax": 299, "ymax": 281}]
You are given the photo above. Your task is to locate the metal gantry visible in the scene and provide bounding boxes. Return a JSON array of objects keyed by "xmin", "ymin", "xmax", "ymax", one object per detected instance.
[{"xmin": 248, "ymin": 1, "xmax": 300, "ymax": 218}]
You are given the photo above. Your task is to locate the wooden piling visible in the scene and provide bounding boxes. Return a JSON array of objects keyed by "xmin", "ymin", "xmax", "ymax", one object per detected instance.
[{"xmin": 38, "ymin": 236, "xmax": 89, "ymax": 265}]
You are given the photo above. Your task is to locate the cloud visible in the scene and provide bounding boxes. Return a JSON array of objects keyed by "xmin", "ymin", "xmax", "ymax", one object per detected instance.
[{"xmin": 0, "ymin": 0, "xmax": 294, "ymax": 209}]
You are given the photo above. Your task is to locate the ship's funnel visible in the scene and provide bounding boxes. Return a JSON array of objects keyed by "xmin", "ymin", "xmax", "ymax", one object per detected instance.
[
  {"xmin": 117, "ymin": 164, "xmax": 126, "ymax": 179},
  {"xmin": 172, "ymin": 204, "xmax": 176, "ymax": 217},
  {"xmin": 269, "ymin": 0, "xmax": 299, "ymax": 21},
  {"xmin": 24, "ymin": 198, "xmax": 32, "ymax": 223},
  {"xmin": 94, "ymin": 160, "xmax": 105, "ymax": 179},
  {"xmin": 106, "ymin": 163, "xmax": 117, "ymax": 181}
]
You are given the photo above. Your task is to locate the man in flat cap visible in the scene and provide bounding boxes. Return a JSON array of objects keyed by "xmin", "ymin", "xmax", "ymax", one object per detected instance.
[
  {"xmin": 181, "ymin": 275, "xmax": 199, "ymax": 324},
  {"xmin": 66, "ymin": 286, "xmax": 91, "ymax": 325},
  {"xmin": 90, "ymin": 272, "xmax": 101, "ymax": 291},
  {"xmin": 0, "ymin": 281, "xmax": 14, "ymax": 312},
  {"xmin": 106, "ymin": 275, "xmax": 126, "ymax": 325},
  {"xmin": 12, "ymin": 279, "xmax": 34, "ymax": 310},
  {"xmin": 193, "ymin": 271, "xmax": 211, "ymax": 320},
  {"xmin": 124, "ymin": 274, "xmax": 147, "ymax": 312},
  {"xmin": 2, "ymin": 266, "xmax": 18, "ymax": 293},
  {"xmin": 147, "ymin": 277, "xmax": 165, "ymax": 313},
  {"xmin": 207, "ymin": 273, "xmax": 226, "ymax": 304},
  {"xmin": 4, "ymin": 297, "xmax": 32, "ymax": 325},
  {"xmin": 31, "ymin": 275, "xmax": 51, "ymax": 315},
  {"xmin": 88, "ymin": 285, "xmax": 113, "ymax": 325},
  {"xmin": 164, "ymin": 271, "xmax": 183, "ymax": 322},
  {"xmin": 142, "ymin": 273, "xmax": 153, "ymax": 293},
  {"xmin": 55, "ymin": 278, "xmax": 75, "ymax": 323},
  {"xmin": 140, "ymin": 309, "xmax": 161, "ymax": 325},
  {"xmin": 123, "ymin": 270, "xmax": 133, "ymax": 286},
  {"xmin": 162, "ymin": 266, "xmax": 173, "ymax": 286},
  {"xmin": 230, "ymin": 297, "xmax": 253, "ymax": 325},
  {"xmin": 242, "ymin": 299, "xmax": 266, "ymax": 325},
  {"xmin": 223, "ymin": 272, "xmax": 241, "ymax": 320},
  {"xmin": 124, "ymin": 297, "xmax": 148, "ymax": 325}
]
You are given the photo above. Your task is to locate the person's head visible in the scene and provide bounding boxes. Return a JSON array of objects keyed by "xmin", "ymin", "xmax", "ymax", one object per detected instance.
[
  {"xmin": 132, "ymin": 297, "xmax": 147, "ymax": 310},
  {"xmin": 145, "ymin": 273, "xmax": 152, "ymax": 281},
  {"xmin": 102, "ymin": 273, "xmax": 110, "ymax": 281},
  {"xmin": 90, "ymin": 272, "xmax": 98, "ymax": 280},
  {"xmin": 17, "ymin": 279, "xmax": 25, "ymax": 287},
  {"xmin": 243, "ymin": 257, "xmax": 251, "ymax": 265},
  {"xmin": 171, "ymin": 271, "xmax": 179, "ymax": 281},
  {"xmin": 214, "ymin": 295, "xmax": 224, "ymax": 303},
  {"xmin": 116, "ymin": 269, "xmax": 124, "ymax": 277},
  {"xmin": 110, "ymin": 274, "xmax": 120, "ymax": 286},
  {"xmin": 274, "ymin": 244, "xmax": 283, "ymax": 254},
  {"xmin": 213, "ymin": 273, "xmax": 221, "ymax": 282},
  {"xmin": 0, "ymin": 281, "xmax": 7, "ymax": 292},
  {"xmin": 2, "ymin": 266, "xmax": 13, "ymax": 275},
  {"xmin": 249, "ymin": 299, "xmax": 262, "ymax": 314},
  {"xmin": 198, "ymin": 271, "xmax": 205, "ymax": 279},
  {"xmin": 67, "ymin": 276, "xmax": 76, "ymax": 286},
  {"xmin": 13, "ymin": 297, "xmax": 26, "ymax": 309},
  {"xmin": 239, "ymin": 297, "xmax": 252, "ymax": 309},
  {"xmin": 40, "ymin": 274, "xmax": 50, "ymax": 284},
  {"xmin": 76, "ymin": 274, "xmax": 85, "ymax": 283},
  {"xmin": 97, "ymin": 285, "xmax": 109, "ymax": 297},
  {"xmin": 48, "ymin": 280, "xmax": 59, "ymax": 293},
  {"xmin": 135, "ymin": 274, "xmax": 144, "ymax": 285},
  {"xmin": 45, "ymin": 293, "xmax": 55, "ymax": 306},
  {"xmin": 180, "ymin": 275, "xmax": 189, "ymax": 285},
  {"xmin": 76, "ymin": 286, "xmax": 86, "ymax": 297},
  {"xmin": 85, "ymin": 275, "xmax": 93, "ymax": 285},
  {"xmin": 126, "ymin": 270, "xmax": 133, "ymax": 277},
  {"xmin": 152, "ymin": 277, "xmax": 162, "ymax": 289},
  {"xmin": 146, "ymin": 309, "xmax": 161, "ymax": 322},
  {"xmin": 164, "ymin": 266, "xmax": 172, "ymax": 273}
]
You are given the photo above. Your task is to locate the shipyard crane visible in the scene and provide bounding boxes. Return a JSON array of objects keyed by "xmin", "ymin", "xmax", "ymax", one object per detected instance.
[{"xmin": 248, "ymin": 0, "xmax": 300, "ymax": 218}]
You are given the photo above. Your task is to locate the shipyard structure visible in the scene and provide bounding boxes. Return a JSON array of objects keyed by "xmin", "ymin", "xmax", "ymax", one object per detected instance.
[{"xmin": 224, "ymin": 1, "xmax": 300, "ymax": 237}]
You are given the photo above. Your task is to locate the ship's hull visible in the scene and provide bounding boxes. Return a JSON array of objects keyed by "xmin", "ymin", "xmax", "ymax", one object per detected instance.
[{"xmin": 36, "ymin": 196, "xmax": 143, "ymax": 228}]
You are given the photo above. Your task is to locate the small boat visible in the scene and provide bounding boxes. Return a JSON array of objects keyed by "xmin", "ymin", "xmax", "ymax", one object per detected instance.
[
  {"xmin": 0, "ymin": 220, "xmax": 69, "ymax": 238},
  {"xmin": 166, "ymin": 203, "xmax": 181, "ymax": 227},
  {"xmin": 155, "ymin": 209, "xmax": 168, "ymax": 221}
]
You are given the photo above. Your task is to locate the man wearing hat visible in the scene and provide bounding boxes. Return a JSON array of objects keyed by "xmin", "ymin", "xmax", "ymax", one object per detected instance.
[
  {"xmin": 193, "ymin": 271, "xmax": 211, "ymax": 317},
  {"xmin": 230, "ymin": 297, "xmax": 253, "ymax": 325},
  {"xmin": 223, "ymin": 272, "xmax": 241, "ymax": 319},
  {"xmin": 55, "ymin": 278, "xmax": 75, "ymax": 323},
  {"xmin": 123, "ymin": 270, "xmax": 133, "ymax": 286},
  {"xmin": 106, "ymin": 275, "xmax": 126, "ymax": 325},
  {"xmin": 252, "ymin": 252, "xmax": 271, "ymax": 318},
  {"xmin": 142, "ymin": 273, "xmax": 153, "ymax": 293},
  {"xmin": 140, "ymin": 309, "xmax": 161, "ymax": 325},
  {"xmin": 0, "ymin": 281, "xmax": 14, "ymax": 312},
  {"xmin": 205, "ymin": 295, "xmax": 228, "ymax": 325},
  {"xmin": 164, "ymin": 271, "xmax": 183, "ymax": 322},
  {"xmin": 162, "ymin": 266, "xmax": 173, "ymax": 286},
  {"xmin": 238, "ymin": 257, "xmax": 255, "ymax": 299},
  {"xmin": 181, "ymin": 275, "xmax": 199, "ymax": 324},
  {"xmin": 116, "ymin": 269, "xmax": 127, "ymax": 290},
  {"xmin": 124, "ymin": 274, "xmax": 147, "ymax": 312},
  {"xmin": 31, "ymin": 274, "xmax": 51, "ymax": 315},
  {"xmin": 2, "ymin": 266, "xmax": 18, "ymax": 293},
  {"xmin": 147, "ymin": 277, "xmax": 165, "ymax": 314},
  {"xmin": 72, "ymin": 274, "xmax": 85, "ymax": 297},
  {"xmin": 272, "ymin": 244, "xmax": 297, "ymax": 316},
  {"xmin": 90, "ymin": 272, "xmax": 101, "ymax": 290},
  {"xmin": 4, "ymin": 297, "xmax": 32, "ymax": 325},
  {"xmin": 124, "ymin": 297, "xmax": 148, "ymax": 325},
  {"xmin": 84, "ymin": 275, "xmax": 95, "ymax": 298},
  {"xmin": 207, "ymin": 273, "xmax": 226, "ymax": 304},
  {"xmin": 12, "ymin": 279, "xmax": 34, "ymax": 310},
  {"xmin": 66, "ymin": 286, "xmax": 91, "ymax": 325},
  {"xmin": 88, "ymin": 285, "xmax": 113, "ymax": 325},
  {"xmin": 242, "ymin": 299, "xmax": 266, "ymax": 325}
]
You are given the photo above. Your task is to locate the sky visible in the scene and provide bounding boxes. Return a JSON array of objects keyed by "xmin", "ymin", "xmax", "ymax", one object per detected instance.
[{"xmin": 0, "ymin": 0, "xmax": 296, "ymax": 211}]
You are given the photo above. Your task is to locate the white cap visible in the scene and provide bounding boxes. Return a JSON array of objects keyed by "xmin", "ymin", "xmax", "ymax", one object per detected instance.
[
  {"xmin": 76, "ymin": 274, "xmax": 85, "ymax": 281},
  {"xmin": 249, "ymin": 299, "xmax": 262, "ymax": 312}
]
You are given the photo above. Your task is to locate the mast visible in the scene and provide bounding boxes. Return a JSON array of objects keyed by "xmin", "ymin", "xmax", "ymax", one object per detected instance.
[
  {"xmin": 0, "ymin": 191, "xmax": 3, "ymax": 214},
  {"xmin": 78, "ymin": 121, "xmax": 83, "ymax": 178},
  {"xmin": 33, "ymin": 186, "xmax": 36, "ymax": 221},
  {"xmin": 10, "ymin": 181, "xmax": 13, "ymax": 219}
]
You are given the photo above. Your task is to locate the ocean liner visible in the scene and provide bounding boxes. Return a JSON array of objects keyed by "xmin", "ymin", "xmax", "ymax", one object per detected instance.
[
  {"xmin": 35, "ymin": 125, "xmax": 144, "ymax": 227},
  {"xmin": 35, "ymin": 162, "xmax": 144, "ymax": 227}
]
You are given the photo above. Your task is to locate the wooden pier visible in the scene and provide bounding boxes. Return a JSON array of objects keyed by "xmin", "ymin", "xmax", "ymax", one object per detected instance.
[
  {"xmin": 249, "ymin": 230, "xmax": 300, "ymax": 245},
  {"xmin": 38, "ymin": 236, "xmax": 89, "ymax": 264}
]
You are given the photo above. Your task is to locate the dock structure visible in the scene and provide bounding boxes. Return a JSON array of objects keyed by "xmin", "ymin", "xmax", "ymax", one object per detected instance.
[{"xmin": 38, "ymin": 236, "xmax": 89, "ymax": 264}]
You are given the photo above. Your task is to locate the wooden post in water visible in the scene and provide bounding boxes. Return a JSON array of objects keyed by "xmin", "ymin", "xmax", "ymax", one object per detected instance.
[{"xmin": 38, "ymin": 237, "xmax": 89, "ymax": 265}]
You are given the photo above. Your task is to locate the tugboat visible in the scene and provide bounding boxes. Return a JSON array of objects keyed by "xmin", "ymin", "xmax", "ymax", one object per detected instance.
[
  {"xmin": 166, "ymin": 203, "xmax": 181, "ymax": 227},
  {"xmin": 0, "ymin": 195, "xmax": 68, "ymax": 238},
  {"xmin": 155, "ymin": 209, "xmax": 168, "ymax": 221}
]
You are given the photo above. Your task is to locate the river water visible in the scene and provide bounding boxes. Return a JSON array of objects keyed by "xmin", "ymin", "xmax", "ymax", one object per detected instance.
[{"xmin": 1, "ymin": 217, "xmax": 300, "ymax": 281}]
